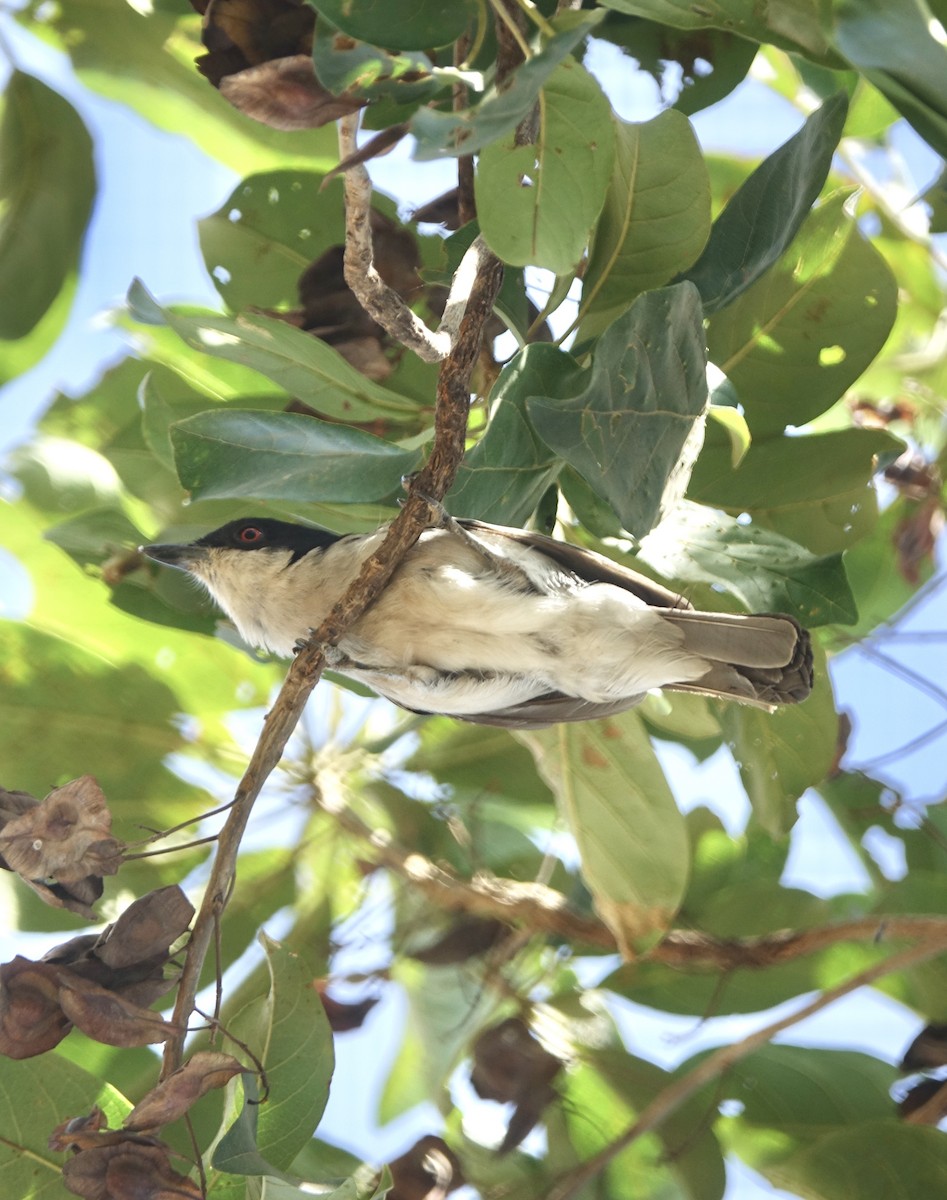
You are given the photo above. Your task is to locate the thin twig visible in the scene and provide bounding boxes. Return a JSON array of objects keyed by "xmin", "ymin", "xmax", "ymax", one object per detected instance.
[
  {"xmin": 545, "ymin": 928, "xmax": 947, "ymax": 1200},
  {"xmin": 160, "ymin": 221, "xmax": 504, "ymax": 1080}
]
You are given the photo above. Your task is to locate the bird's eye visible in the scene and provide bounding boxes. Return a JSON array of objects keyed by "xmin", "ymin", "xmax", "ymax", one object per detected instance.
[{"xmin": 238, "ymin": 526, "xmax": 265, "ymax": 545}]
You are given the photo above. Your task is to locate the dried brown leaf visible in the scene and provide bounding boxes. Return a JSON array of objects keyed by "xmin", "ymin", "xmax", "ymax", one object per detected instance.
[{"xmin": 124, "ymin": 1051, "xmax": 246, "ymax": 1131}]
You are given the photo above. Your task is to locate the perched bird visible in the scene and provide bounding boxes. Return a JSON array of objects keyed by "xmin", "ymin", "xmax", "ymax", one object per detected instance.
[{"xmin": 141, "ymin": 516, "xmax": 813, "ymax": 728}]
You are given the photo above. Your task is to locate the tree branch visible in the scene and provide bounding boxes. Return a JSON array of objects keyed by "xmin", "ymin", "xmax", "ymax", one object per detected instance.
[
  {"xmin": 546, "ymin": 927, "xmax": 947, "ymax": 1200},
  {"xmin": 160, "ymin": 223, "xmax": 504, "ymax": 1080},
  {"xmin": 337, "ymin": 113, "xmax": 496, "ymax": 363},
  {"xmin": 313, "ymin": 789, "xmax": 947, "ymax": 969}
]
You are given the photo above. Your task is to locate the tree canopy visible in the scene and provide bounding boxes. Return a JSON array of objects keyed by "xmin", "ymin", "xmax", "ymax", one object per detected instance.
[{"xmin": 1, "ymin": 2, "xmax": 947, "ymax": 1199}]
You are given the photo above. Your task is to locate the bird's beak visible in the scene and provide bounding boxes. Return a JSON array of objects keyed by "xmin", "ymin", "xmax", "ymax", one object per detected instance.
[{"xmin": 140, "ymin": 542, "xmax": 209, "ymax": 571}]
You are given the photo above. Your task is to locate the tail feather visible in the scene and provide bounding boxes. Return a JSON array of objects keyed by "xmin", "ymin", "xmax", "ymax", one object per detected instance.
[{"xmin": 663, "ymin": 611, "xmax": 814, "ymax": 708}]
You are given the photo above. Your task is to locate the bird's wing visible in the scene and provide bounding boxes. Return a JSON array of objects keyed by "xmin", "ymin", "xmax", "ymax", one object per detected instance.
[
  {"xmin": 457, "ymin": 520, "xmax": 691, "ymax": 609},
  {"xmin": 443, "ymin": 691, "xmax": 647, "ymax": 729}
]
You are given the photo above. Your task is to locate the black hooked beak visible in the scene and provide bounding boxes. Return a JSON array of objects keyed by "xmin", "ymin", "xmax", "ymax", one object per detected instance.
[{"xmin": 139, "ymin": 542, "xmax": 209, "ymax": 571}]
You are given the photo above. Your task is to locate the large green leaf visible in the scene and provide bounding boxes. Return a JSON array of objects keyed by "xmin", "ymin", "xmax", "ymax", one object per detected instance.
[
  {"xmin": 709, "ymin": 1046, "xmax": 897, "ymax": 1164},
  {"xmin": 475, "ymin": 59, "xmax": 615, "ymax": 275},
  {"xmin": 519, "ymin": 710, "xmax": 690, "ymax": 953},
  {"xmin": 527, "ymin": 284, "xmax": 708, "ymax": 538},
  {"xmin": 680, "ymin": 93, "xmax": 848, "ymax": 314},
  {"xmin": 638, "ymin": 502, "xmax": 856, "ymax": 626},
  {"xmin": 446, "ymin": 343, "xmax": 572, "ymax": 523},
  {"xmin": 170, "ymin": 409, "xmax": 421, "ymax": 502},
  {"xmin": 831, "ymin": 0, "xmax": 947, "ymax": 158},
  {"xmin": 215, "ymin": 936, "xmax": 334, "ymax": 1173},
  {"xmin": 199, "ymin": 171, "xmax": 346, "ymax": 311},
  {"xmin": 722, "ymin": 644, "xmax": 838, "ymax": 835},
  {"xmin": 769, "ymin": 1121, "xmax": 947, "ymax": 1200},
  {"xmin": 312, "ymin": 0, "xmax": 478, "ymax": 49},
  {"xmin": 579, "ymin": 109, "xmax": 711, "ymax": 338},
  {"xmin": 410, "ymin": 10, "xmax": 605, "ymax": 159},
  {"xmin": 127, "ymin": 280, "xmax": 422, "ymax": 424},
  {"xmin": 0, "ymin": 72, "xmax": 95, "ymax": 339},
  {"xmin": 706, "ymin": 192, "xmax": 898, "ymax": 437},
  {"xmin": 688, "ymin": 427, "xmax": 903, "ymax": 555},
  {"xmin": 0, "ymin": 1055, "xmax": 130, "ymax": 1197},
  {"xmin": 600, "ymin": 0, "xmax": 835, "ymax": 62}
]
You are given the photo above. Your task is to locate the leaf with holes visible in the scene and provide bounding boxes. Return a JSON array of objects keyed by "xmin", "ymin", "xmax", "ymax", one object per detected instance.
[
  {"xmin": 638, "ymin": 502, "xmax": 856, "ymax": 627},
  {"xmin": 688, "ymin": 426, "xmax": 903, "ymax": 555},
  {"xmin": 706, "ymin": 192, "xmax": 898, "ymax": 436},
  {"xmin": 475, "ymin": 58, "xmax": 615, "ymax": 275}
]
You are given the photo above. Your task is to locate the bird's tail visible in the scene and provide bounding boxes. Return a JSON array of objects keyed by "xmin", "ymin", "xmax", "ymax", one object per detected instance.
[{"xmin": 661, "ymin": 610, "xmax": 814, "ymax": 709}]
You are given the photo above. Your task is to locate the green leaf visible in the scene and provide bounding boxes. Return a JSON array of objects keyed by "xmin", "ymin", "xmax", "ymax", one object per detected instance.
[
  {"xmin": 379, "ymin": 957, "xmax": 495, "ymax": 1122},
  {"xmin": 476, "ymin": 59, "xmax": 615, "ymax": 275},
  {"xmin": 446, "ymin": 344, "xmax": 568, "ymax": 523},
  {"xmin": 579, "ymin": 109, "xmax": 711, "ymax": 338},
  {"xmin": 599, "ymin": 0, "xmax": 835, "ymax": 62},
  {"xmin": 769, "ymin": 1121, "xmax": 947, "ymax": 1200},
  {"xmin": 215, "ymin": 935, "xmax": 335, "ymax": 1173},
  {"xmin": 553, "ymin": 1055, "xmax": 726, "ymax": 1200},
  {"xmin": 680, "ymin": 94, "xmax": 849, "ymax": 314},
  {"xmin": 312, "ymin": 37, "xmax": 445, "ymax": 104},
  {"xmin": 722, "ymin": 643, "xmax": 838, "ymax": 835},
  {"xmin": 0, "ymin": 72, "xmax": 95, "ymax": 339},
  {"xmin": 312, "ymin": 0, "xmax": 479, "ymax": 49},
  {"xmin": 199, "ymin": 172, "xmax": 346, "ymax": 311},
  {"xmin": 519, "ymin": 711, "xmax": 690, "ymax": 953},
  {"xmin": 0, "ymin": 1055, "xmax": 130, "ymax": 1197},
  {"xmin": 410, "ymin": 11, "xmax": 605, "ymax": 159},
  {"xmin": 708, "ymin": 1045, "xmax": 897, "ymax": 1163},
  {"xmin": 585, "ymin": 1048, "xmax": 727, "ymax": 1200},
  {"xmin": 527, "ymin": 283, "xmax": 708, "ymax": 538},
  {"xmin": 638, "ymin": 502, "xmax": 857, "ymax": 626},
  {"xmin": 0, "ymin": 272, "xmax": 76, "ymax": 385},
  {"xmin": 706, "ymin": 192, "xmax": 898, "ymax": 437},
  {"xmin": 127, "ymin": 280, "xmax": 422, "ymax": 424},
  {"xmin": 830, "ymin": 0, "xmax": 947, "ymax": 158},
  {"xmin": 688, "ymin": 427, "xmax": 903, "ymax": 555},
  {"xmin": 170, "ymin": 409, "xmax": 421, "ymax": 502}
]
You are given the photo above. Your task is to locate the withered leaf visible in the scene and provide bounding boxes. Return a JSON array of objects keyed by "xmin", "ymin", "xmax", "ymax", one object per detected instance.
[
  {"xmin": 48, "ymin": 1107, "xmax": 111, "ymax": 1152},
  {"xmin": 57, "ymin": 974, "xmax": 181, "ymax": 1047},
  {"xmin": 408, "ymin": 917, "xmax": 509, "ymax": 966},
  {"xmin": 0, "ymin": 957, "xmax": 71, "ymax": 1060},
  {"xmin": 901, "ymin": 1023, "xmax": 947, "ymax": 1072},
  {"xmin": 124, "ymin": 1051, "xmax": 247, "ymax": 1131},
  {"xmin": 62, "ymin": 1138, "xmax": 201, "ymax": 1200},
  {"xmin": 0, "ymin": 775, "xmax": 123, "ymax": 908},
  {"xmin": 388, "ymin": 1135, "xmax": 464, "ymax": 1200},
  {"xmin": 96, "ymin": 886, "xmax": 195, "ymax": 969},
  {"xmin": 219, "ymin": 55, "xmax": 364, "ymax": 130},
  {"xmin": 314, "ymin": 981, "xmax": 379, "ymax": 1033},
  {"xmin": 470, "ymin": 1017, "xmax": 562, "ymax": 1153},
  {"xmin": 899, "ymin": 1077, "xmax": 947, "ymax": 1124}
]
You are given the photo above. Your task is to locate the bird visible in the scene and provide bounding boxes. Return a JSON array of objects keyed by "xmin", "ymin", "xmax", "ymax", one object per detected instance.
[{"xmin": 140, "ymin": 515, "xmax": 813, "ymax": 728}]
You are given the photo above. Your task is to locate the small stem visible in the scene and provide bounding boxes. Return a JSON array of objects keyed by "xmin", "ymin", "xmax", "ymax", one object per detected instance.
[{"xmin": 546, "ymin": 928, "xmax": 947, "ymax": 1200}]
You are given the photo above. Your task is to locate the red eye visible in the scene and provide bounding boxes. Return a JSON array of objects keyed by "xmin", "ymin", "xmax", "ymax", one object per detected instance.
[{"xmin": 238, "ymin": 526, "xmax": 264, "ymax": 545}]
